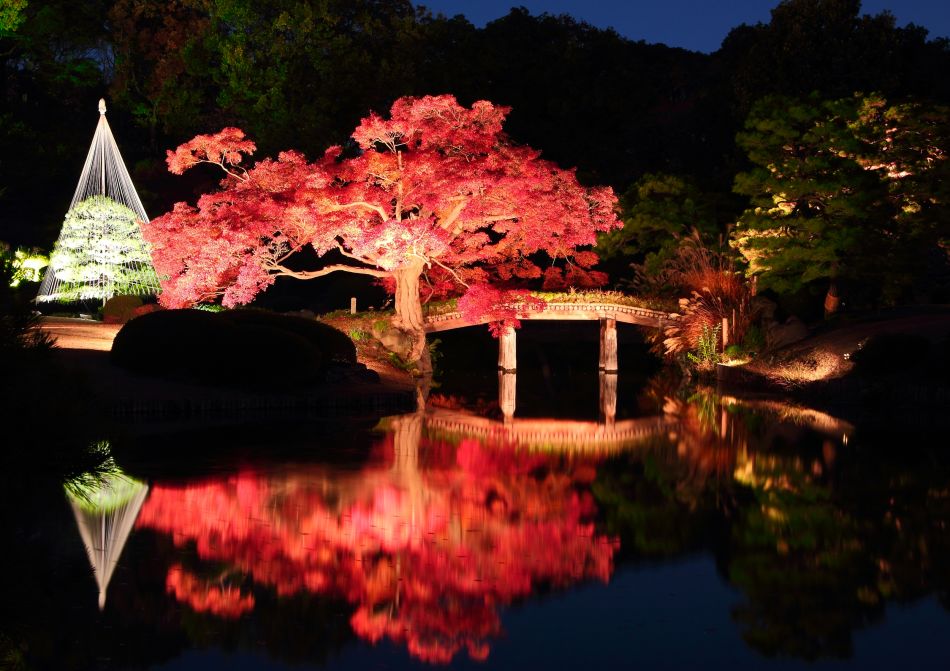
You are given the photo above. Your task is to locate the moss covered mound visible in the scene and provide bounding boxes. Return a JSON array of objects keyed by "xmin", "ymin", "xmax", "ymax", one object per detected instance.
[{"xmin": 224, "ymin": 308, "xmax": 356, "ymax": 363}]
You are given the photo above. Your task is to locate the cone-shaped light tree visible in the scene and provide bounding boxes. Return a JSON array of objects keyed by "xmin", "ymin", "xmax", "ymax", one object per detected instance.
[
  {"xmin": 146, "ymin": 95, "xmax": 620, "ymax": 369},
  {"xmin": 38, "ymin": 100, "xmax": 160, "ymax": 303}
]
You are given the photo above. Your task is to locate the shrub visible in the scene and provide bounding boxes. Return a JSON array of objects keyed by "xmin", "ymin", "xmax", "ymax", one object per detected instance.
[
  {"xmin": 111, "ymin": 308, "xmax": 227, "ymax": 375},
  {"xmin": 222, "ymin": 323, "xmax": 322, "ymax": 385},
  {"xmin": 111, "ymin": 309, "xmax": 324, "ymax": 386},
  {"xmin": 0, "ymin": 254, "xmax": 54, "ymax": 355},
  {"xmin": 102, "ymin": 295, "xmax": 144, "ymax": 324},
  {"xmin": 724, "ymin": 344, "xmax": 745, "ymax": 360},
  {"xmin": 349, "ymin": 328, "xmax": 370, "ymax": 343},
  {"xmin": 223, "ymin": 309, "xmax": 356, "ymax": 363}
]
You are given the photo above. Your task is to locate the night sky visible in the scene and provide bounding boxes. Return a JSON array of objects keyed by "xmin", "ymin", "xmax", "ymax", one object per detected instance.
[{"xmin": 415, "ymin": 0, "xmax": 950, "ymax": 53}]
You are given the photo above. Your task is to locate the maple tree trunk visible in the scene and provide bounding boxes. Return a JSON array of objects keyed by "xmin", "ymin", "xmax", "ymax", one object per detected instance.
[{"xmin": 392, "ymin": 262, "xmax": 432, "ymax": 374}]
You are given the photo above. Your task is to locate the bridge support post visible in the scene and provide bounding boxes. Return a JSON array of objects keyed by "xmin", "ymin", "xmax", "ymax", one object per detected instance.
[
  {"xmin": 498, "ymin": 371, "xmax": 516, "ymax": 423},
  {"xmin": 599, "ymin": 318, "xmax": 617, "ymax": 372},
  {"xmin": 599, "ymin": 371, "xmax": 617, "ymax": 426},
  {"xmin": 498, "ymin": 326, "xmax": 517, "ymax": 372}
]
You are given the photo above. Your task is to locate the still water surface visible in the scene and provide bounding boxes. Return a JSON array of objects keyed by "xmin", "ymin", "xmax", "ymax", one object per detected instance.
[{"xmin": 8, "ymin": 354, "xmax": 950, "ymax": 669}]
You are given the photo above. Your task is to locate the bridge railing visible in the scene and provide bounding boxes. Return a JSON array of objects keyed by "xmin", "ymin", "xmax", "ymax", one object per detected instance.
[{"xmin": 425, "ymin": 301, "xmax": 679, "ymax": 332}]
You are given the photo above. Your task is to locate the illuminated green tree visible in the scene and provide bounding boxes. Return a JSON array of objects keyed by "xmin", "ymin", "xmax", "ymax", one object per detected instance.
[
  {"xmin": 597, "ymin": 173, "xmax": 726, "ymax": 267},
  {"xmin": 732, "ymin": 95, "xmax": 884, "ymax": 313},
  {"xmin": 0, "ymin": 0, "xmax": 27, "ymax": 34},
  {"xmin": 733, "ymin": 93, "xmax": 950, "ymax": 311},
  {"xmin": 850, "ymin": 95, "xmax": 950, "ymax": 301},
  {"xmin": 40, "ymin": 195, "xmax": 159, "ymax": 303}
]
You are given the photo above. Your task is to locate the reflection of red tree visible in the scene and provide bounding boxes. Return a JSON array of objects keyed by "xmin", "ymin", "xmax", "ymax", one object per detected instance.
[
  {"xmin": 136, "ymin": 423, "xmax": 617, "ymax": 663},
  {"xmin": 165, "ymin": 564, "xmax": 255, "ymax": 617}
]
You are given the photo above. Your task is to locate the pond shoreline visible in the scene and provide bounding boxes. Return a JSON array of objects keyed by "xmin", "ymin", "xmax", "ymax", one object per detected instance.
[
  {"xmin": 43, "ymin": 317, "xmax": 418, "ymax": 427},
  {"xmin": 716, "ymin": 307, "xmax": 950, "ymax": 428},
  {"xmin": 58, "ymin": 347, "xmax": 417, "ymax": 425}
]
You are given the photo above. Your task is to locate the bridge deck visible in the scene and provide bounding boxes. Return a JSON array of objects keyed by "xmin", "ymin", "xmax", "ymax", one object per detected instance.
[
  {"xmin": 425, "ymin": 302, "xmax": 677, "ymax": 333},
  {"xmin": 425, "ymin": 409, "xmax": 676, "ymax": 453}
]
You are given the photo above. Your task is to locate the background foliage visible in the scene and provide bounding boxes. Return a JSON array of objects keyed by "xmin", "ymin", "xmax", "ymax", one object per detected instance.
[{"xmin": 1, "ymin": 0, "xmax": 949, "ymax": 312}]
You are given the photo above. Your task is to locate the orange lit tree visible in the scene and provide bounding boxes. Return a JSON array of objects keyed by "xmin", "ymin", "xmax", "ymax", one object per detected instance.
[{"xmin": 146, "ymin": 95, "xmax": 620, "ymax": 369}]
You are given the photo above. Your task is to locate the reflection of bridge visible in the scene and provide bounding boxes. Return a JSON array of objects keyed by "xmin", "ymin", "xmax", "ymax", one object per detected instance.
[
  {"xmin": 424, "ymin": 408, "xmax": 676, "ymax": 454},
  {"xmin": 425, "ymin": 301, "xmax": 678, "ymax": 375}
]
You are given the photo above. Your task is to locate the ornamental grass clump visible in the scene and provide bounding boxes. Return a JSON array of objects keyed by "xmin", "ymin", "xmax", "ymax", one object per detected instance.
[{"xmin": 652, "ymin": 239, "xmax": 753, "ymax": 361}]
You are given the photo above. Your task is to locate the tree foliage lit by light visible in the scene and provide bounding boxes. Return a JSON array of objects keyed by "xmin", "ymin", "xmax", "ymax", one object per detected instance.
[
  {"xmin": 38, "ymin": 196, "xmax": 160, "ymax": 303},
  {"xmin": 147, "ymin": 95, "xmax": 620, "ymax": 369},
  {"xmin": 732, "ymin": 92, "xmax": 950, "ymax": 311},
  {"xmin": 0, "ymin": 0, "xmax": 27, "ymax": 34}
]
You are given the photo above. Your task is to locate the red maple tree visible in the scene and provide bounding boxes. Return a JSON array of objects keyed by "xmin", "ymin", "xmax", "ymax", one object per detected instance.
[{"xmin": 145, "ymin": 95, "xmax": 620, "ymax": 368}]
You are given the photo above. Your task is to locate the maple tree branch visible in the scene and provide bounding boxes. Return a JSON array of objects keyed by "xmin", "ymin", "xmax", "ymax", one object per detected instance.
[
  {"xmin": 267, "ymin": 263, "xmax": 390, "ymax": 280},
  {"xmin": 334, "ymin": 241, "xmax": 379, "ymax": 266},
  {"xmin": 328, "ymin": 201, "xmax": 388, "ymax": 221},
  {"xmin": 274, "ymin": 240, "xmax": 307, "ymax": 264},
  {"xmin": 439, "ymin": 197, "xmax": 470, "ymax": 235},
  {"xmin": 190, "ymin": 158, "xmax": 249, "ymax": 182},
  {"xmin": 430, "ymin": 257, "xmax": 470, "ymax": 288}
]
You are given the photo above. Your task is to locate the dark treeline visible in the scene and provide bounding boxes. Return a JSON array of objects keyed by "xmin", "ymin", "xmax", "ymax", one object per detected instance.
[{"xmin": 2, "ymin": 0, "xmax": 949, "ymax": 303}]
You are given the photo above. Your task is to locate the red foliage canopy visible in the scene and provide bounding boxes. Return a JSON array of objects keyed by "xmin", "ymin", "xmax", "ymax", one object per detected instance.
[
  {"xmin": 146, "ymin": 95, "xmax": 620, "ymax": 311},
  {"xmin": 456, "ymin": 284, "xmax": 546, "ymax": 336}
]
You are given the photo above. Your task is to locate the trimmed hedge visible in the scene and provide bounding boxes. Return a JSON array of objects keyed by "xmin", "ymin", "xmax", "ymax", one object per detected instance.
[
  {"xmin": 111, "ymin": 309, "xmax": 326, "ymax": 386},
  {"xmin": 223, "ymin": 309, "xmax": 356, "ymax": 363}
]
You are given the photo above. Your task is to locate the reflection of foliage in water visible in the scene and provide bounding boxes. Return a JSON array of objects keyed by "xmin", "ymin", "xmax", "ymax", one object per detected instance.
[
  {"xmin": 133, "ymin": 417, "xmax": 617, "ymax": 664},
  {"xmin": 6, "ymin": 394, "xmax": 950, "ymax": 669},
  {"xmin": 729, "ymin": 449, "xmax": 871, "ymax": 659},
  {"xmin": 61, "ymin": 441, "xmax": 125, "ymax": 509},
  {"xmin": 593, "ymin": 446, "xmax": 730, "ymax": 557},
  {"xmin": 595, "ymin": 392, "xmax": 950, "ymax": 661}
]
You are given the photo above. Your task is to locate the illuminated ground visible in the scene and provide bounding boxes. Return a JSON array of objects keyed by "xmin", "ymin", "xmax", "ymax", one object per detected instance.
[
  {"xmin": 739, "ymin": 307, "xmax": 950, "ymax": 385},
  {"xmin": 41, "ymin": 317, "xmax": 121, "ymax": 351}
]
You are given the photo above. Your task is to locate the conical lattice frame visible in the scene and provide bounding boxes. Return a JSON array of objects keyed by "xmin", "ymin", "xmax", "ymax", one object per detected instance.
[{"xmin": 37, "ymin": 99, "xmax": 160, "ymax": 303}]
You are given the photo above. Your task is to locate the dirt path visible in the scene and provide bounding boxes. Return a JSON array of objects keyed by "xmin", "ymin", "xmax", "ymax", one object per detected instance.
[{"xmin": 41, "ymin": 316, "xmax": 121, "ymax": 351}]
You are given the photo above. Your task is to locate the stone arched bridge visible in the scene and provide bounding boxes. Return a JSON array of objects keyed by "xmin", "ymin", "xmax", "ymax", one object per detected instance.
[
  {"xmin": 424, "ymin": 299, "xmax": 679, "ymax": 422},
  {"xmin": 424, "ymin": 300, "xmax": 678, "ymax": 375}
]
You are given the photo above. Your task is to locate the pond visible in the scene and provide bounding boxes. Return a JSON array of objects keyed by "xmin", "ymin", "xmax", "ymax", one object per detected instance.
[{"xmin": 5, "ymin": 326, "xmax": 950, "ymax": 670}]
